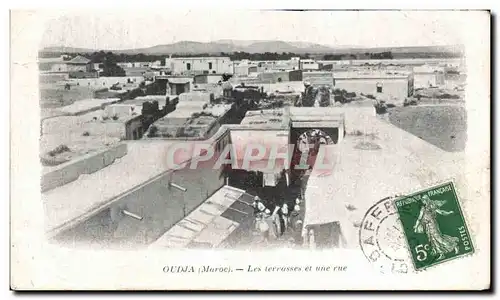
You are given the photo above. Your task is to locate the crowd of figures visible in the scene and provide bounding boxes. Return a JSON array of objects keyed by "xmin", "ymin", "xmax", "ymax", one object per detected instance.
[{"xmin": 251, "ymin": 195, "xmax": 305, "ymax": 247}]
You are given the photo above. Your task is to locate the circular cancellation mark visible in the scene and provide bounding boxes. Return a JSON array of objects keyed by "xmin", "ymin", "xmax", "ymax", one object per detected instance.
[{"xmin": 359, "ymin": 196, "xmax": 415, "ymax": 274}]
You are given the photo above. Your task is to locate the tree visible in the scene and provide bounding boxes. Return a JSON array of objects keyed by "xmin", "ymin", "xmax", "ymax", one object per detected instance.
[
  {"xmin": 317, "ymin": 86, "xmax": 331, "ymax": 107},
  {"xmin": 301, "ymin": 85, "xmax": 317, "ymax": 107},
  {"xmin": 323, "ymin": 54, "xmax": 343, "ymax": 60}
]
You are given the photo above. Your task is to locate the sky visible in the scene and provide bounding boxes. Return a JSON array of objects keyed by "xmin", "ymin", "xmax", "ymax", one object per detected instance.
[{"xmin": 39, "ymin": 10, "xmax": 468, "ymax": 50}]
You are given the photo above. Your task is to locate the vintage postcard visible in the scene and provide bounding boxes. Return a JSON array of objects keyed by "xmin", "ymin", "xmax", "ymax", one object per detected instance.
[{"xmin": 10, "ymin": 9, "xmax": 490, "ymax": 290}]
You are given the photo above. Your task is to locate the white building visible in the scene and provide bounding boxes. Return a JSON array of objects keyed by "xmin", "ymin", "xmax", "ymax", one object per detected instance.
[
  {"xmin": 413, "ymin": 66, "xmax": 446, "ymax": 88},
  {"xmin": 234, "ymin": 64, "xmax": 258, "ymax": 76},
  {"xmin": 300, "ymin": 59, "xmax": 319, "ymax": 71},
  {"xmin": 334, "ymin": 71, "xmax": 414, "ymax": 100},
  {"xmin": 166, "ymin": 57, "xmax": 234, "ymax": 75}
]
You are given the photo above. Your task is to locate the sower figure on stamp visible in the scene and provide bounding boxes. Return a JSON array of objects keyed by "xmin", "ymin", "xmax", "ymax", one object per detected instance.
[{"xmin": 413, "ymin": 195, "xmax": 460, "ymax": 260}]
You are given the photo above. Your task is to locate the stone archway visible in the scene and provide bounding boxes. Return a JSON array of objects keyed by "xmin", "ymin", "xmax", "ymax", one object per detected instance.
[{"xmin": 296, "ymin": 129, "xmax": 335, "ymax": 153}]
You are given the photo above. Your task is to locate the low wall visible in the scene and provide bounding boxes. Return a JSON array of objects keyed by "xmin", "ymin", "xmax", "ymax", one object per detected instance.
[
  {"xmin": 68, "ymin": 76, "xmax": 143, "ymax": 87},
  {"xmin": 334, "ymin": 78, "xmax": 410, "ymax": 100},
  {"xmin": 289, "ymin": 106, "xmax": 375, "ymax": 133},
  {"xmin": 41, "ymin": 143, "xmax": 128, "ymax": 192},
  {"xmin": 57, "ymin": 98, "xmax": 122, "ymax": 116}
]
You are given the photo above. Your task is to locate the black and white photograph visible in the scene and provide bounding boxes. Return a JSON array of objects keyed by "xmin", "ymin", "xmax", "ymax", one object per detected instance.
[{"xmin": 10, "ymin": 8, "xmax": 491, "ymax": 290}]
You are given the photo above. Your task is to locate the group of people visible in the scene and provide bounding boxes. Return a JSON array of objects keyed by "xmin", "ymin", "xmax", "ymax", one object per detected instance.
[
  {"xmin": 295, "ymin": 82, "xmax": 332, "ymax": 107},
  {"xmin": 251, "ymin": 195, "xmax": 304, "ymax": 246},
  {"xmin": 297, "ymin": 129, "xmax": 332, "ymax": 154}
]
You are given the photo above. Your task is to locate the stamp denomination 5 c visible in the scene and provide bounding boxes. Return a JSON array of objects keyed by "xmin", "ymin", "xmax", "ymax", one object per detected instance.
[{"xmin": 394, "ymin": 181, "xmax": 474, "ymax": 271}]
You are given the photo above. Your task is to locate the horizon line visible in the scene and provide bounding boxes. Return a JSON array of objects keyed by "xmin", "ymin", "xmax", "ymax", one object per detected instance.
[{"xmin": 40, "ymin": 40, "xmax": 464, "ymax": 52}]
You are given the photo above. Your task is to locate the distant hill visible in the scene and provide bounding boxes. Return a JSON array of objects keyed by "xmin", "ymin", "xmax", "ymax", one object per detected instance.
[
  {"xmin": 327, "ymin": 45, "xmax": 464, "ymax": 55},
  {"xmin": 40, "ymin": 41, "xmax": 464, "ymax": 57},
  {"xmin": 41, "ymin": 46, "xmax": 97, "ymax": 53}
]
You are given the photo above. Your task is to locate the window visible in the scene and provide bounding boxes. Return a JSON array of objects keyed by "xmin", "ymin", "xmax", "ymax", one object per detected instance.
[
  {"xmin": 209, "ymin": 62, "xmax": 213, "ymax": 70},
  {"xmin": 376, "ymin": 82, "xmax": 383, "ymax": 93},
  {"xmin": 187, "ymin": 63, "xmax": 191, "ymax": 70}
]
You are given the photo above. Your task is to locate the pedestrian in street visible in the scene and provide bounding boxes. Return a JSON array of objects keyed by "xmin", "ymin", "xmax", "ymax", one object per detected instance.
[
  {"xmin": 264, "ymin": 208, "xmax": 279, "ymax": 241},
  {"xmin": 281, "ymin": 203, "xmax": 289, "ymax": 232},
  {"xmin": 290, "ymin": 204, "xmax": 300, "ymax": 231},
  {"xmin": 272, "ymin": 204, "xmax": 286, "ymax": 237},
  {"xmin": 255, "ymin": 214, "xmax": 270, "ymax": 245},
  {"xmin": 252, "ymin": 196, "xmax": 266, "ymax": 215}
]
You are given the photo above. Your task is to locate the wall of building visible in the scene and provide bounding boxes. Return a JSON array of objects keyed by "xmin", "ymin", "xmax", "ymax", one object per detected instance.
[
  {"xmin": 123, "ymin": 67, "xmax": 149, "ymax": 77},
  {"xmin": 125, "ymin": 117, "xmax": 144, "ymax": 140},
  {"xmin": 259, "ymin": 71, "xmax": 289, "ymax": 83},
  {"xmin": 303, "ymin": 72, "xmax": 335, "ymax": 87},
  {"xmin": 52, "ymin": 130, "xmax": 232, "ymax": 248},
  {"xmin": 207, "ymin": 75, "xmax": 223, "ymax": 84},
  {"xmin": 254, "ymin": 81, "xmax": 305, "ymax": 94},
  {"xmin": 234, "ymin": 65, "xmax": 252, "ymax": 76},
  {"xmin": 69, "ymin": 76, "xmax": 143, "ymax": 88},
  {"xmin": 41, "ymin": 143, "xmax": 128, "ymax": 192},
  {"xmin": 105, "ymin": 104, "xmax": 139, "ymax": 117},
  {"xmin": 229, "ymin": 129, "xmax": 290, "ymax": 170},
  {"xmin": 193, "ymin": 74, "xmax": 223, "ymax": 84},
  {"xmin": 67, "ymin": 64, "xmax": 91, "ymax": 72},
  {"xmin": 170, "ymin": 57, "xmax": 234, "ymax": 75},
  {"xmin": 300, "ymin": 60, "xmax": 320, "ymax": 70},
  {"xmin": 414, "ymin": 73, "xmax": 445, "ymax": 88},
  {"xmin": 288, "ymin": 70, "xmax": 303, "ymax": 82},
  {"xmin": 334, "ymin": 77, "xmax": 411, "ymax": 100},
  {"xmin": 69, "ymin": 71, "xmax": 99, "ymax": 79},
  {"xmin": 351, "ymin": 58, "xmax": 464, "ymax": 67},
  {"xmin": 255, "ymin": 70, "xmax": 302, "ymax": 84},
  {"xmin": 50, "ymin": 63, "xmax": 69, "ymax": 73},
  {"xmin": 178, "ymin": 91, "xmax": 213, "ymax": 103},
  {"xmin": 167, "ymin": 82, "xmax": 191, "ymax": 95}
]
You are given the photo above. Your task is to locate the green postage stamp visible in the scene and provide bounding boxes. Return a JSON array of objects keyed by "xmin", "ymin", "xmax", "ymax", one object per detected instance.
[{"xmin": 394, "ymin": 181, "xmax": 474, "ymax": 271}]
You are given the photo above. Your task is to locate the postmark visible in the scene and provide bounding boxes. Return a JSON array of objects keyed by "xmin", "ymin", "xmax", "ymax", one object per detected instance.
[
  {"xmin": 359, "ymin": 195, "xmax": 414, "ymax": 274},
  {"xmin": 394, "ymin": 181, "xmax": 474, "ymax": 271}
]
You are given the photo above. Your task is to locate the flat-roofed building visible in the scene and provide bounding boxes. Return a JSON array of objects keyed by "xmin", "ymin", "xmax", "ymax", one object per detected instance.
[
  {"xmin": 193, "ymin": 73, "xmax": 224, "ymax": 84},
  {"xmin": 165, "ymin": 77, "xmax": 193, "ymax": 95},
  {"xmin": 303, "ymin": 71, "xmax": 335, "ymax": 87},
  {"xmin": 258, "ymin": 70, "xmax": 303, "ymax": 83},
  {"xmin": 143, "ymin": 90, "xmax": 233, "ymax": 140},
  {"xmin": 167, "ymin": 57, "xmax": 234, "ymax": 75},
  {"xmin": 334, "ymin": 71, "xmax": 414, "ymax": 100},
  {"xmin": 413, "ymin": 65, "xmax": 446, "ymax": 88},
  {"xmin": 300, "ymin": 59, "xmax": 320, "ymax": 71},
  {"xmin": 38, "ymin": 55, "xmax": 71, "ymax": 73}
]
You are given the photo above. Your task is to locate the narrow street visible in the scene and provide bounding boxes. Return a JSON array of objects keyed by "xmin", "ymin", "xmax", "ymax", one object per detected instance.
[{"xmin": 227, "ymin": 170, "xmax": 311, "ymax": 250}]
